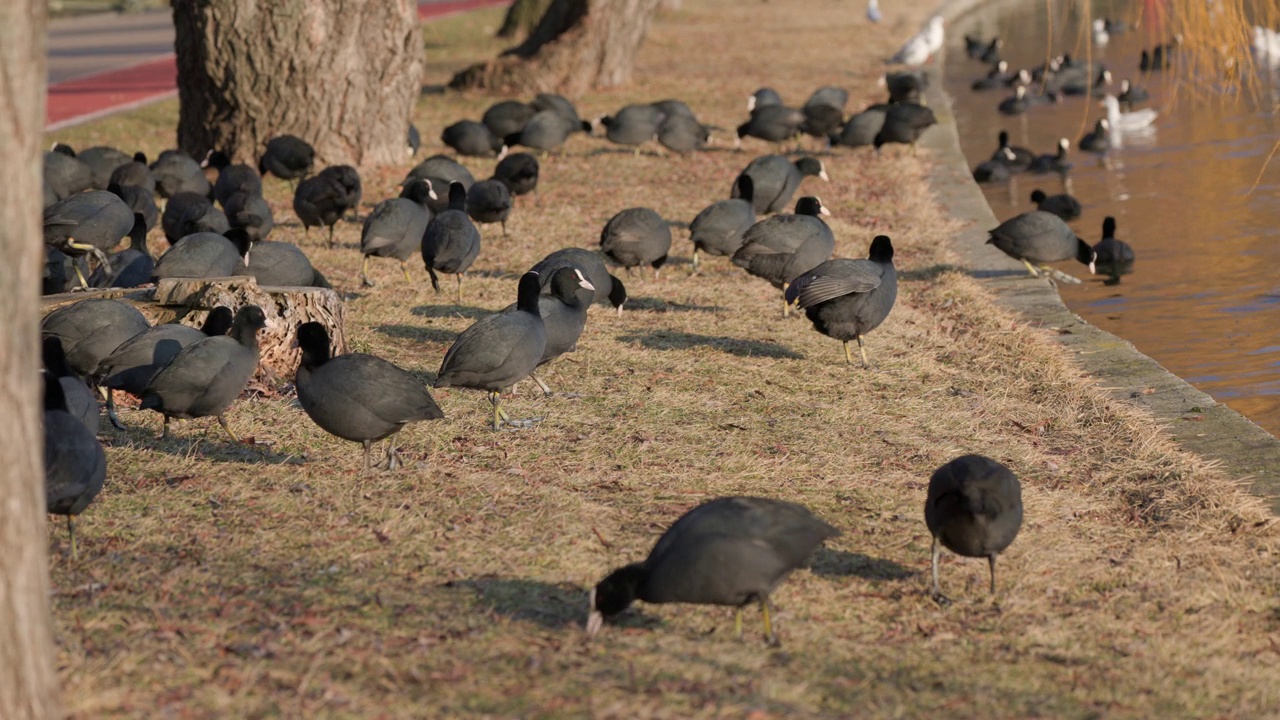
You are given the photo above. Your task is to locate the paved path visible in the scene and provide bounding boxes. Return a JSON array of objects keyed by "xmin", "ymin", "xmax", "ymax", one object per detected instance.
[{"xmin": 46, "ymin": 0, "xmax": 510, "ymax": 131}]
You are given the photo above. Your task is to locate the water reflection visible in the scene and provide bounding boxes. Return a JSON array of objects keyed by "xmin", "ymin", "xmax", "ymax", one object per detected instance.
[{"xmin": 944, "ymin": 0, "xmax": 1280, "ymax": 437}]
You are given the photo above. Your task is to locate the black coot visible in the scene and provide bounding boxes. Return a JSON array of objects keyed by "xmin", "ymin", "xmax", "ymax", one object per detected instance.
[
  {"xmin": 422, "ymin": 182, "xmax": 482, "ymax": 302},
  {"xmin": 153, "ymin": 230, "xmax": 249, "ymax": 281},
  {"xmin": 442, "ymin": 120, "xmax": 505, "ymax": 158},
  {"xmin": 208, "ymin": 151, "xmax": 264, "ymax": 208},
  {"xmin": 44, "ymin": 149, "xmax": 95, "ymax": 200},
  {"xmin": 600, "ymin": 208, "xmax": 671, "ymax": 279},
  {"xmin": 601, "ymin": 104, "xmax": 664, "ymax": 152},
  {"xmin": 1030, "ymin": 189, "xmax": 1082, "ymax": 221},
  {"xmin": 785, "ymin": 235, "xmax": 898, "ymax": 367},
  {"xmin": 531, "ymin": 93, "xmax": 592, "ymax": 134},
  {"xmin": 109, "ymin": 181, "xmax": 159, "ymax": 233},
  {"xmin": 405, "ymin": 155, "xmax": 475, "ymax": 214},
  {"xmin": 731, "ymin": 155, "xmax": 827, "ymax": 214},
  {"xmin": 925, "ymin": 455, "xmax": 1023, "ymax": 603},
  {"xmin": 530, "ymin": 248, "xmax": 628, "ymax": 315},
  {"xmin": 481, "ymin": 100, "xmax": 537, "ymax": 139},
  {"xmin": 43, "ymin": 190, "xmax": 135, "ymax": 288},
  {"xmin": 987, "ymin": 211, "xmax": 1096, "ymax": 277},
  {"xmin": 162, "ymin": 192, "xmax": 229, "ymax": 244},
  {"xmin": 689, "ymin": 175, "xmax": 756, "ymax": 271},
  {"xmin": 223, "ymin": 190, "xmax": 275, "ymax": 243},
  {"xmin": 139, "ymin": 305, "xmax": 268, "ymax": 440},
  {"xmin": 587, "ymin": 497, "xmax": 839, "ymax": 643},
  {"xmin": 1079, "ymin": 119, "xmax": 1111, "ymax": 155},
  {"xmin": 493, "ymin": 152, "xmax": 539, "ymax": 201},
  {"xmin": 44, "ymin": 374, "xmax": 107, "ymax": 561},
  {"xmin": 832, "ymin": 105, "xmax": 888, "ymax": 148},
  {"xmin": 1027, "ymin": 138, "xmax": 1072, "ymax": 174},
  {"xmin": 89, "ymin": 213, "xmax": 153, "ymax": 289},
  {"xmin": 503, "ymin": 109, "xmax": 579, "ymax": 154},
  {"xmin": 151, "ymin": 150, "xmax": 211, "ymax": 198},
  {"xmin": 1093, "ymin": 216, "xmax": 1135, "ymax": 282},
  {"xmin": 466, "ymin": 179, "xmax": 514, "ymax": 236},
  {"xmin": 295, "ymin": 322, "xmax": 444, "ymax": 470},
  {"xmin": 736, "ymin": 105, "xmax": 805, "ymax": 147},
  {"xmin": 503, "ymin": 266, "xmax": 595, "ymax": 395},
  {"xmin": 658, "ymin": 114, "xmax": 711, "ymax": 154},
  {"xmin": 259, "ymin": 135, "xmax": 316, "ymax": 180},
  {"xmin": 360, "ymin": 179, "xmax": 435, "ymax": 287},
  {"xmin": 874, "ymin": 102, "xmax": 938, "ymax": 153},
  {"xmin": 42, "ymin": 298, "xmax": 150, "ymax": 378},
  {"xmin": 231, "ymin": 229, "xmax": 330, "ymax": 288},
  {"xmin": 43, "ymin": 336, "xmax": 99, "ymax": 435},
  {"xmin": 294, "ymin": 170, "xmax": 356, "ymax": 246},
  {"xmin": 434, "ymin": 272, "xmax": 547, "ymax": 431},
  {"xmin": 732, "ymin": 196, "xmax": 835, "ymax": 316},
  {"xmin": 108, "ymin": 152, "xmax": 156, "ymax": 194}
]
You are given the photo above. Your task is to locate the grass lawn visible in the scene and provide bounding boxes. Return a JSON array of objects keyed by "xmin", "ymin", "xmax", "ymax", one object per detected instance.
[{"xmin": 46, "ymin": 0, "xmax": 1280, "ymax": 717}]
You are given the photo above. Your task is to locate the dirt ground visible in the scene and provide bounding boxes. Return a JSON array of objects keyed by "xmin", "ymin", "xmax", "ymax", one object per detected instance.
[{"xmin": 46, "ymin": 1, "xmax": 1280, "ymax": 717}]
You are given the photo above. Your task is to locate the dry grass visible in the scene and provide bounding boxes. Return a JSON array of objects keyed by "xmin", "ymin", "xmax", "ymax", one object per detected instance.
[{"xmin": 46, "ymin": 1, "xmax": 1280, "ymax": 717}]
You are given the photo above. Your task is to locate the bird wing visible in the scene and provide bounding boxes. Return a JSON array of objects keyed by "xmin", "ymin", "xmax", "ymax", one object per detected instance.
[{"xmin": 786, "ymin": 259, "xmax": 882, "ymax": 308}]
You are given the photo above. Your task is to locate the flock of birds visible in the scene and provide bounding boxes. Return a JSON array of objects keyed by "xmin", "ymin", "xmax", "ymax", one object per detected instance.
[{"xmin": 36, "ymin": 20, "xmax": 1062, "ymax": 640}]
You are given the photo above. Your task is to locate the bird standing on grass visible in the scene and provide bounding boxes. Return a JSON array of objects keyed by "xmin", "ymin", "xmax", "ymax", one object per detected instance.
[
  {"xmin": 587, "ymin": 497, "xmax": 840, "ymax": 644},
  {"xmin": 434, "ymin": 272, "xmax": 547, "ymax": 432},
  {"xmin": 600, "ymin": 207, "xmax": 672, "ymax": 280},
  {"xmin": 785, "ymin": 235, "xmax": 898, "ymax": 367},
  {"xmin": 295, "ymin": 322, "xmax": 444, "ymax": 471},
  {"xmin": 503, "ymin": 267, "xmax": 595, "ymax": 396},
  {"xmin": 422, "ymin": 182, "xmax": 482, "ymax": 303},
  {"xmin": 44, "ymin": 373, "xmax": 106, "ymax": 561},
  {"xmin": 733, "ymin": 196, "xmax": 835, "ymax": 317},
  {"xmin": 689, "ymin": 175, "xmax": 756, "ymax": 273},
  {"xmin": 924, "ymin": 455, "xmax": 1023, "ymax": 604},
  {"xmin": 360, "ymin": 179, "xmax": 435, "ymax": 287}
]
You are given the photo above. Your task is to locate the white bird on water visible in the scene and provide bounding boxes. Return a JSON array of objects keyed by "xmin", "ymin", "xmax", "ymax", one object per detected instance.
[
  {"xmin": 1252, "ymin": 26, "xmax": 1280, "ymax": 67},
  {"xmin": 1101, "ymin": 95, "xmax": 1157, "ymax": 132},
  {"xmin": 1092, "ymin": 18, "xmax": 1109, "ymax": 47},
  {"xmin": 867, "ymin": 0, "xmax": 882, "ymax": 24},
  {"xmin": 890, "ymin": 16, "xmax": 945, "ymax": 66}
]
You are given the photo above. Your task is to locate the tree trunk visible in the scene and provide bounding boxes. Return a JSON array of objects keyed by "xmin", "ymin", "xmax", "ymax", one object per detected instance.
[
  {"xmin": 450, "ymin": 0, "xmax": 664, "ymax": 94},
  {"xmin": 172, "ymin": 0, "xmax": 424, "ymax": 169},
  {"xmin": 0, "ymin": 1, "xmax": 61, "ymax": 717},
  {"xmin": 496, "ymin": 0, "xmax": 554, "ymax": 39}
]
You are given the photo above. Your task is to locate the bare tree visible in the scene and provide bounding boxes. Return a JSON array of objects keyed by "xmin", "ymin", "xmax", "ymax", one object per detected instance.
[
  {"xmin": 0, "ymin": 1, "xmax": 61, "ymax": 717},
  {"xmin": 451, "ymin": 0, "xmax": 665, "ymax": 94},
  {"xmin": 172, "ymin": 0, "xmax": 425, "ymax": 168}
]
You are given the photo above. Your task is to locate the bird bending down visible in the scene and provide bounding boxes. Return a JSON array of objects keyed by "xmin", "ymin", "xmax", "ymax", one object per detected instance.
[{"xmin": 924, "ymin": 455, "xmax": 1023, "ymax": 604}]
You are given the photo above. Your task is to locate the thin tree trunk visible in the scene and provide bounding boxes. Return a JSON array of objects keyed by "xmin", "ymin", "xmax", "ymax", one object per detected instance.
[
  {"xmin": 173, "ymin": 0, "xmax": 425, "ymax": 169},
  {"xmin": 451, "ymin": 0, "xmax": 664, "ymax": 94},
  {"xmin": 0, "ymin": 1, "xmax": 61, "ymax": 717},
  {"xmin": 497, "ymin": 0, "xmax": 554, "ymax": 39}
]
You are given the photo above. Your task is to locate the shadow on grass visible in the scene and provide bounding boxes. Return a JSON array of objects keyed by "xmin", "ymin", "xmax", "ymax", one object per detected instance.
[
  {"xmin": 411, "ymin": 304, "xmax": 494, "ymax": 320},
  {"xmin": 619, "ymin": 330, "xmax": 803, "ymax": 359},
  {"xmin": 109, "ymin": 431, "xmax": 303, "ymax": 465},
  {"xmin": 447, "ymin": 577, "xmax": 601, "ymax": 630},
  {"xmin": 809, "ymin": 548, "xmax": 916, "ymax": 581},
  {"xmin": 622, "ymin": 296, "xmax": 724, "ymax": 313},
  {"xmin": 375, "ymin": 324, "xmax": 458, "ymax": 345}
]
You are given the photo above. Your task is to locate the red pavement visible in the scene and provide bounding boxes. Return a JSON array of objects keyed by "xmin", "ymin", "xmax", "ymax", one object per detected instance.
[{"xmin": 45, "ymin": 0, "xmax": 510, "ymax": 131}]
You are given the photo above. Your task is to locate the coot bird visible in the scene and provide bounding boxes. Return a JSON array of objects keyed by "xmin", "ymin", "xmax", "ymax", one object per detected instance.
[
  {"xmin": 44, "ymin": 149, "xmax": 95, "ymax": 200},
  {"xmin": 42, "ymin": 298, "xmax": 150, "ymax": 378},
  {"xmin": 295, "ymin": 322, "xmax": 444, "ymax": 470},
  {"xmin": 109, "ymin": 181, "xmax": 159, "ymax": 233},
  {"xmin": 152, "ymin": 230, "xmax": 249, "ymax": 281},
  {"xmin": 599, "ymin": 208, "xmax": 672, "ymax": 279},
  {"xmin": 259, "ymin": 135, "xmax": 315, "ymax": 180},
  {"xmin": 503, "ymin": 110, "xmax": 581, "ymax": 154},
  {"xmin": 151, "ymin": 150, "xmax": 211, "ymax": 199},
  {"xmin": 925, "ymin": 455, "xmax": 1023, "ymax": 603},
  {"xmin": 1093, "ymin": 216, "xmax": 1135, "ymax": 281},
  {"xmin": 43, "ymin": 190, "xmax": 135, "ymax": 287},
  {"xmin": 140, "ymin": 305, "xmax": 267, "ymax": 440},
  {"xmin": 482, "ymin": 100, "xmax": 537, "ymax": 139},
  {"xmin": 1118, "ymin": 79, "xmax": 1150, "ymax": 109},
  {"xmin": 442, "ymin": 120, "xmax": 505, "ymax": 158},
  {"xmin": 466, "ymin": 178, "xmax": 514, "ymax": 235},
  {"xmin": 832, "ymin": 105, "xmax": 888, "ymax": 148},
  {"xmin": 433, "ymin": 272, "xmax": 547, "ymax": 431},
  {"xmin": 318, "ymin": 164, "xmax": 363, "ymax": 221},
  {"xmin": 658, "ymin": 114, "xmax": 711, "ymax": 154},
  {"xmin": 972, "ymin": 150, "xmax": 1013, "ymax": 183},
  {"xmin": 231, "ymin": 229, "xmax": 330, "ymax": 288},
  {"xmin": 72, "ymin": 145, "xmax": 128, "ymax": 191},
  {"xmin": 531, "ymin": 93, "xmax": 593, "ymax": 134},
  {"xmin": 1027, "ymin": 138, "xmax": 1072, "ymax": 174},
  {"xmin": 1030, "ymin": 189, "xmax": 1082, "ymax": 221},
  {"xmin": 162, "ymin": 192, "xmax": 230, "ymax": 244},
  {"xmin": 601, "ymin": 104, "xmax": 664, "ymax": 153},
  {"xmin": 502, "ymin": 267, "xmax": 595, "ymax": 395},
  {"xmin": 874, "ymin": 102, "xmax": 938, "ymax": 154},
  {"xmin": 731, "ymin": 155, "xmax": 827, "ymax": 214},
  {"xmin": 493, "ymin": 152, "xmax": 539, "ymax": 201},
  {"xmin": 529, "ymin": 248, "xmax": 628, "ymax": 315},
  {"xmin": 1079, "ymin": 119, "xmax": 1111, "ymax": 155},
  {"xmin": 360, "ymin": 179, "xmax": 435, "ymax": 287},
  {"xmin": 785, "ymin": 235, "xmax": 898, "ymax": 367},
  {"xmin": 992, "ymin": 130, "xmax": 1033, "ymax": 171},
  {"xmin": 405, "ymin": 155, "xmax": 475, "ymax": 214},
  {"xmin": 689, "ymin": 175, "xmax": 756, "ymax": 272},
  {"xmin": 89, "ymin": 213, "xmax": 153, "ymax": 289},
  {"xmin": 208, "ymin": 151, "xmax": 263, "ymax": 208},
  {"xmin": 736, "ymin": 105, "xmax": 805, "ymax": 148},
  {"xmin": 44, "ymin": 374, "xmax": 107, "ymax": 561},
  {"xmin": 586, "ymin": 497, "xmax": 839, "ymax": 643},
  {"xmin": 92, "ymin": 307, "xmax": 235, "ymax": 429},
  {"xmin": 223, "ymin": 190, "xmax": 275, "ymax": 243},
  {"xmin": 294, "ymin": 170, "xmax": 356, "ymax": 245},
  {"xmin": 43, "ymin": 336, "xmax": 99, "ymax": 435},
  {"xmin": 422, "ymin": 182, "xmax": 481, "ymax": 302},
  {"xmin": 732, "ymin": 197, "xmax": 835, "ymax": 316},
  {"xmin": 747, "ymin": 87, "xmax": 783, "ymax": 112},
  {"xmin": 987, "ymin": 210, "xmax": 1096, "ymax": 277}
]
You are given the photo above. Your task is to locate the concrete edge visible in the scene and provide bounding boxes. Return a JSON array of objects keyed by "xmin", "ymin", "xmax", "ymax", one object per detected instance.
[{"xmin": 917, "ymin": 0, "xmax": 1280, "ymax": 514}]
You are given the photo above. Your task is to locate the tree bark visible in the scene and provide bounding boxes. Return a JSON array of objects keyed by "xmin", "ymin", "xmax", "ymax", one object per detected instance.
[
  {"xmin": 172, "ymin": 0, "xmax": 424, "ymax": 169},
  {"xmin": 496, "ymin": 0, "xmax": 554, "ymax": 39},
  {"xmin": 0, "ymin": 1, "xmax": 61, "ymax": 717},
  {"xmin": 450, "ymin": 0, "xmax": 664, "ymax": 94}
]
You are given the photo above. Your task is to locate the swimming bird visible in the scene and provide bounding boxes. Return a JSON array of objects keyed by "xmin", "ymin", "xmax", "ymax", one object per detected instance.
[
  {"xmin": 42, "ymin": 298, "xmax": 150, "ymax": 378},
  {"xmin": 502, "ymin": 267, "xmax": 595, "ymax": 395},
  {"xmin": 44, "ymin": 373, "xmax": 106, "ymax": 561},
  {"xmin": 1079, "ymin": 118, "xmax": 1111, "ymax": 155},
  {"xmin": 1092, "ymin": 18, "xmax": 1109, "ymax": 47},
  {"xmin": 971, "ymin": 61, "xmax": 1013, "ymax": 91},
  {"xmin": 295, "ymin": 322, "xmax": 444, "ymax": 471},
  {"xmin": 92, "ymin": 307, "xmax": 235, "ymax": 430},
  {"xmin": 1101, "ymin": 94, "xmax": 1157, "ymax": 132},
  {"xmin": 786, "ymin": 235, "xmax": 897, "ymax": 367},
  {"xmin": 586, "ymin": 496, "xmax": 839, "ymax": 643},
  {"xmin": 43, "ymin": 190, "xmax": 135, "ymax": 288},
  {"xmin": 86, "ymin": 212, "xmax": 152, "ymax": 290},
  {"xmin": 433, "ymin": 271, "xmax": 547, "ymax": 431},
  {"xmin": 259, "ymin": 135, "xmax": 315, "ymax": 181},
  {"xmin": 1093, "ymin": 216, "xmax": 1135, "ymax": 281},
  {"xmin": 1030, "ymin": 189, "xmax": 1082, "ymax": 221},
  {"xmin": 1027, "ymin": 138, "xmax": 1072, "ymax": 174},
  {"xmin": 874, "ymin": 102, "xmax": 937, "ymax": 154},
  {"xmin": 600, "ymin": 208, "xmax": 672, "ymax": 279},
  {"xmin": 43, "ymin": 336, "xmax": 98, "ymax": 435},
  {"xmin": 987, "ymin": 211, "xmax": 1096, "ymax": 278},
  {"xmin": 997, "ymin": 86, "xmax": 1031, "ymax": 116},
  {"xmin": 422, "ymin": 182, "xmax": 482, "ymax": 302},
  {"xmin": 992, "ymin": 130, "xmax": 1033, "ymax": 171},
  {"xmin": 360, "ymin": 179, "xmax": 435, "ymax": 287},
  {"xmin": 529, "ymin": 248, "xmax": 628, "ymax": 315},
  {"xmin": 1117, "ymin": 79, "xmax": 1150, "ymax": 110},
  {"xmin": 689, "ymin": 176, "xmax": 756, "ymax": 272},
  {"xmin": 973, "ymin": 150, "xmax": 1014, "ymax": 183},
  {"xmin": 139, "ymin": 305, "xmax": 267, "ymax": 441},
  {"xmin": 732, "ymin": 155, "xmax": 828, "ymax": 214},
  {"xmin": 733, "ymin": 196, "xmax": 835, "ymax": 317},
  {"xmin": 925, "ymin": 455, "xmax": 1023, "ymax": 603}
]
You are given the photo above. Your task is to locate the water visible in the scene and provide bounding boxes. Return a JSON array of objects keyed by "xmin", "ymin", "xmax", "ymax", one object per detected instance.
[{"xmin": 943, "ymin": 0, "xmax": 1280, "ymax": 437}]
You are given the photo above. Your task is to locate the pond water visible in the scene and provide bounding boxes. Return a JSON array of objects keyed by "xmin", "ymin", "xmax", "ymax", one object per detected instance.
[{"xmin": 942, "ymin": 0, "xmax": 1280, "ymax": 437}]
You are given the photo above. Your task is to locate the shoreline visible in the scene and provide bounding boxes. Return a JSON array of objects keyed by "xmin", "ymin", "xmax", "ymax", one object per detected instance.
[{"xmin": 926, "ymin": 0, "xmax": 1280, "ymax": 513}]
